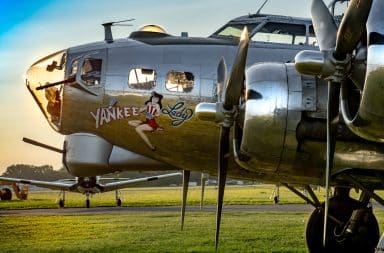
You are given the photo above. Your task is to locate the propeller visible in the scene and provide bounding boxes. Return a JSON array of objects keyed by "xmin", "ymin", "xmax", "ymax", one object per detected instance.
[
  {"xmin": 215, "ymin": 27, "xmax": 249, "ymax": 250},
  {"xmin": 200, "ymin": 173, "xmax": 208, "ymax": 210},
  {"xmin": 195, "ymin": 27, "xmax": 249, "ymax": 250},
  {"xmin": 180, "ymin": 170, "xmax": 190, "ymax": 230},
  {"xmin": 299, "ymin": 0, "xmax": 373, "ymax": 247},
  {"xmin": 216, "ymin": 58, "xmax": 227, "ymax": 102}
]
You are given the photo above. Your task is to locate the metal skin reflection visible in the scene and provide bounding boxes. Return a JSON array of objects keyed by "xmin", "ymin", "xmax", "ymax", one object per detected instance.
[{"xmin": 19, "ymin": 5, "xmax": 384, "ymax": 252}]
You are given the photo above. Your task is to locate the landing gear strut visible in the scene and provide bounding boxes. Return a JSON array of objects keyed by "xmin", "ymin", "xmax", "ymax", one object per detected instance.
[
  {"xmin": 58, "ymin": 190, "xmax": 65, "ymax": 208},
  {"xmin": 284, "ymin": 184, "xmax": 380, "ymax": 253},
  {"xmin": 85, "ymin": 192, "xmax": 90, "ymax": 208},
  {"xmin": 115, "ymin": 190, "xmax": 122, "ymax": 207},
  {"xmin": 305, "ymin": 188, "xmax": 379, "ymax": 253}
]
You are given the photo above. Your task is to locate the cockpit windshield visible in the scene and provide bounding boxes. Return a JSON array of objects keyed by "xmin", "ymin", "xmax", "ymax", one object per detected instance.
[
  {"xmin": 210, "ymin": 15, "xmax": 318, "ymax": 47},
  {"xmin": 212, "ymin": 24, "xmax": 259, "ymax": 39}
]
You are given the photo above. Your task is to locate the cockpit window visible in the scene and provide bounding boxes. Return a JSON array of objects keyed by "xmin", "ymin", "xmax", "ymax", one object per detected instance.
[
  {"xmin": 128, "ymin": 68, "xmax": 156, "ymax": 90},
  {"xmin": 166, "ymin": 71, "xmax": 194, "ymax": 93},
  {"xmin": 213, "ymin": 24, "xmax": 258, "ymax": 39},
  {"xmin": 308, "ymin": 25, "xmax": 318, "ymax": 47},
  {"xmin": 81, "ymin": 58, "xmax": 102, "ymax": 86},
  {"xmin": 251, "ymin": 22, "xmax": 306, "ymax": 45}
]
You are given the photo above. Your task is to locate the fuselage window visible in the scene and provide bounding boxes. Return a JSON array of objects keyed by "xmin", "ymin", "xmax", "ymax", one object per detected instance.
[
  {"xmin": 81, "ymin": 58, "xmax": 102, "ymax": 86},
  {"xmin": 165, "ymin": 71, "xmax": 194, "ymax": 93},
  {"xmin": 128, "ymin": 68, "xmax": 156, "ymax": 90},
  {"xmin": 308, "ymin": 25, "xmax": 318, "ymax": 47},
  {"xmin": 251, "ymin": 23, "xmax": 306, "ymax": 45}
]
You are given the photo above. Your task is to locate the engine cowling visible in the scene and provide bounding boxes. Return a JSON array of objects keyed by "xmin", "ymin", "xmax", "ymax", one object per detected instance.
[{"xmin": 237, "ymin": 62, "xmax": 322, "ymax": 176}]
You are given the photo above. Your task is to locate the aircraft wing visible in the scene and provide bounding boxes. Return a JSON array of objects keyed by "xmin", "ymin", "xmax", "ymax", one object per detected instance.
[
  {"xmin": 0, "ymin": 177, "xmax": 75, "ymax": 191},
  {"xmin": 101, "ymin": 172, "xmax": 182, "ymax": 192}
]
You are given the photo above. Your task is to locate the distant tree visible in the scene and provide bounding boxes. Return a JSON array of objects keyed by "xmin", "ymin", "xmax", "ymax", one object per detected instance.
[{"xmin": 1, "ymin": 164, "xmax": 72, "ymax": 181}]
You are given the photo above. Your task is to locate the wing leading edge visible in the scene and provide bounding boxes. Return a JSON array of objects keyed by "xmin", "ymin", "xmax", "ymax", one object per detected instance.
[{"xmin": 100, "ymin": 172, "xmax": 182, "ymax": 192}]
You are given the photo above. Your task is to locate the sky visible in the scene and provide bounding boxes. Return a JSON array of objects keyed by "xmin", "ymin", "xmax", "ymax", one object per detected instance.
[{"xmin": 0, "ymin": 0, "xmax": 334, "ymax": 173}]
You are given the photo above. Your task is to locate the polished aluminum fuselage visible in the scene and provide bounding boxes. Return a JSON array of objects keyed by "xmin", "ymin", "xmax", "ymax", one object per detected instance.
[{"xmin": 26, "ymin": 33, "xmax": 384, "ymax": 188}]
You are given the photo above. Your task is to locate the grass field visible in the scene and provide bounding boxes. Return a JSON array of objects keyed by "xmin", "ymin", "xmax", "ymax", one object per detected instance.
[
  {"xmin": 1, "ymin": 185, "xmax": 384, "ymax": 252},
  {"xmin": 0, "ymin": 185, "xmax": 323, "ymax": 209}
]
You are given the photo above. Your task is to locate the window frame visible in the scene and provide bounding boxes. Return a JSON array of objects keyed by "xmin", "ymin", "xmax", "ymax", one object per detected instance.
[
  {"xmin": 128, "ymin": 68, "xmax": 157, "ymax": 90},
  {"xmin": 251, "ymin": 22, "xmax": 307, "ymax": 45},
  {"xmin": 165, "ymin": 70, "xmax": 195, "ymax": 93}
]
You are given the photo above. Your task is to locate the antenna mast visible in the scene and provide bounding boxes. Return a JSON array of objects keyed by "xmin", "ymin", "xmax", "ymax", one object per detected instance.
[
  {"xmin": 102, "ymin": 19, "xmax": 135, "ymax": 43},
  {"xmin": 256, "ymin": 0, "xmax": 269, "ymax": 15}
]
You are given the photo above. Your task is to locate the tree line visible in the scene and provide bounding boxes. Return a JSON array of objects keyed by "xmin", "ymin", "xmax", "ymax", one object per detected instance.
[
  {"xmin": 0, "ymin": 164, "xmax": 204, "ymax": 187},
  {"xmin": 1, "ymin": 164, "xmax": 71, "ymax": 181}
]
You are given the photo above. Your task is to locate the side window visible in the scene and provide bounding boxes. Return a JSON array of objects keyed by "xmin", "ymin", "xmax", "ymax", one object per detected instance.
[
  {"xmin": 128, "ymin": 68, "xmax": 156, "ymax": 90},
  {"xmin": 69, "ymin": 60, "xmax": 78, "ymax": 77},
  {"xmin": 308, "ymin": 25, "xmax": 318, "ymax": 47},
  {"xmin": 251, "ymin": 22, "xmax": 306, "ymax": 45},
  {"xmin": 81, "ymin": 58, "xmax": 102, "ymax": 86},
  {"xmin": 165, "ymin": 70, "xmax": 194, "ymax": 93}
]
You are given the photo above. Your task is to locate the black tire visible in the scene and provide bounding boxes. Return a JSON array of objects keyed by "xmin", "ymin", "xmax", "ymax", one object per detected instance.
[
  {"xmin": 86, "ymin": 199, "xmax": 90, "ymax": 208},
  {"xmin": 273, "ymin": 196, "xmax": 279, "ymax": 204},
  {"xmin": 306, "ymin": 197, "xmax": 379, "ymax": 253},
  {"xmin": 59, "ymin": 199, "xmax": 65, "ymax": 208},
  {"xmin": 0, "ymin": 188, "xmax": 12, "ymax": 200},
  {"xmin": 117, "ymin": 199, "xmax": 122, "ymax": 207}
]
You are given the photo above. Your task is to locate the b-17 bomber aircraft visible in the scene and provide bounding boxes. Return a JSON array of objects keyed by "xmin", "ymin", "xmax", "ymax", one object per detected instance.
[
  {"xmin": 13, "ymin": 0, "xmax": 384, "ymax": 251},
  {"xmin": 0, "ymin": 166, "xmax": 181, "ymax": 208}
]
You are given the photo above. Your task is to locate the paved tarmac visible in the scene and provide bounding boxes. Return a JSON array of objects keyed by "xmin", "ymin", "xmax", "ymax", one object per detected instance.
[
  {"xmin": 0, "ymin": 204, "xmax": 316, "ymax": 216},
  {"xmin": 1, "ymin": 203, "xmax": 383, "ymax": 216}
]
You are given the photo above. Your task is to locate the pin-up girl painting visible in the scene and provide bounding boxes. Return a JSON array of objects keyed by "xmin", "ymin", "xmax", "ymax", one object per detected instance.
[{"xmin": 128, "ymin": 92, "xmax": 164, "ymax": 151}]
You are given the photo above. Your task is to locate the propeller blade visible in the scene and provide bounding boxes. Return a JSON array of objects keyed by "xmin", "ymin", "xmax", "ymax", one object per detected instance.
[
  {"xmin": 181, "ymin": 170, "xmax": 190, "ymax": 231},
  {"xmin": 217, "ymin": 58, "xmax": 227, "ymax": 102},
  {"xmin": 323, "ymin": 81, "xmax": 340, "ymax": 246},
  {"xmin": 215, "ymin": 126, "xmax": 230, "ymax": 250},
  {"xmin": 334, "ymin": 0, "xmax": 373, "ymax": 60},
  {"xmin": 311, "ymin": 0, "xmax": 337, "ymax": 51},
  {"xmin": 223, "ymin": 27, "xmax": 249, "ymax": 110},
  {"xmin": 200, "ymin": 173, "xmax": 207, "ymax": 211}
]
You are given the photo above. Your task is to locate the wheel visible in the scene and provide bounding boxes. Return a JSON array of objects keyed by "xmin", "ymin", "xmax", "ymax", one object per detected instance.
[
  {"xmin": 306, "ymin": 196, "xmax": 379, "ymax": 253},
  {"xmin": 86, "ymin": 199, "xmax": 90, "ymax": 208},
  {"xmin": 59, "ymin": 199, "xmax": 65, "ymax": 208},
  {"xmin": 117, "ymin": 198, "xmax": 122, "ymax": 207},
  {"xmin": 0, "ymin": 188, "xmax": 12, "ymax": 200},
  {"xmin": 273, "ymin": 196, "xmax": 279, "ymax": 204}
]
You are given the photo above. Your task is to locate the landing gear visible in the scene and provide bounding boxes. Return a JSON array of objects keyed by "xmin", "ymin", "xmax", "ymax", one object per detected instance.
[
  {"xmin": 305, "ymin": 188, "xmax": 379, "ymax": 253},
  {"xmin": 57, "ymin": 190, "xmax": 65, "ymax": 208},
  {"xmin": 85, "ymin": 192, "xmax": 90, "ymax": 208},
  {"xmin": 0, "ymin": 188, "xmax": 12, "ymax": 200},
  {"xmin": 270, "ymin": 185, "xmax": 280, "ymax": 204},
  {"xmin": 115, "ymin": 190, "xmax": 122, "ymax": 207}
]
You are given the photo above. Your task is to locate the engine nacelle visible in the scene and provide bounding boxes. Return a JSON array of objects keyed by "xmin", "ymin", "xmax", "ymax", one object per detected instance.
[{"xmin": 238, "ymin": 63, "xmax": 317, "ymax": 174}]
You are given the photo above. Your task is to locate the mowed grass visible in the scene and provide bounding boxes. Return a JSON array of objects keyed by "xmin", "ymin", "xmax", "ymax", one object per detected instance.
[
  {"xmin": 0, "ymin": 185, "xmax": 324, "ymax": 209},
  {"xmin": 1, "ymin": 210, "xmax": 384, "ymax": 253},
  {"xmin": 0, "ymin": 212, "xmax": 319, "ymax": 252},
  {"xmin": 1, "ymin": 186, "xmax": 384, "ymax": 252}
]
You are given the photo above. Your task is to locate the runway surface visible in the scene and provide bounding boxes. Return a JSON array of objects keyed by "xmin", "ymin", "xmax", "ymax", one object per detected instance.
[
  {"xmin": 1, "ymin": 203, "xmax": 383, "ymax": 216},
  {"xmin": 0, "ymin": 204, "xmax": 315, "ymax": 216}
]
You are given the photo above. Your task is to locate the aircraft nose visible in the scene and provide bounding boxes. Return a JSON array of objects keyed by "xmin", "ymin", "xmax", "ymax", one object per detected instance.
[{"xmin": 26, "ymin": 50, "xmax": 67, "ymax": 131}]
